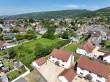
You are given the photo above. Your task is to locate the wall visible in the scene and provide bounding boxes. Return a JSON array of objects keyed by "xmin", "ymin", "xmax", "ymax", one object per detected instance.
[
  {"xmin": 77, "ymin": 67, "xmax": 106, "ymax": 82},
  {"xmin": 58, "ymin": 76, "xmax": 68, "ymax": 82}
]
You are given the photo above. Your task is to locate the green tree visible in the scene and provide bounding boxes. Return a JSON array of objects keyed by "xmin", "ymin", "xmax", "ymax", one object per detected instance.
[
  {"xmin": 62, "ymin": 31, "xmax": 69, "ymax": 39},
  {"xmin": 8, "ymin": 48, "xmax": 17, "ymax": 58}
]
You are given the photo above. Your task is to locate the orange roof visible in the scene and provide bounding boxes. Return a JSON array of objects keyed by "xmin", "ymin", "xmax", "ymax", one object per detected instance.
[
  {"xmin": 77, "ymin": 56, "xmax": 110, "ymax": 78},
  {"xmin": 59, "ymin": 68, "xmax": 76, "ymax": 82},
  {"xmin": 49, "ymin": 49, "xmax": 71, "ymax": 62},
  {"xmin": 35, "ymin": 57, "xmax": 46, "ymax": 66},
  {"xmin": 79, "ymin": 40, "xmax": 95, "ymax": 53},
  {"xmin": 107, "ymin": 77, "xmax": 110, "ymax": 82},
  {"xmin": 0, "ymin": 40, "xmax": 6, "ymax": 47}
]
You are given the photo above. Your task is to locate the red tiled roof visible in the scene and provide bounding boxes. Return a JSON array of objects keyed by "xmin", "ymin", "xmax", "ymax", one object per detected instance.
[
  {"xmin": 49, "ymin": 49, "xmax": 71, "ymax": 62},
  {"xmin": 35, "ymin": 57, "xmax": 46, "ymax": 66},
  {"xmin": 103, "ymin": 51, "xmax": 110, "ymax": 57},
  {"xmin": 107, "ymin": 77, "xmax": 110, "ymax": 82},
  {"xmin": 77, "ymin": 56, "xmax": 110, "ymax": 78},
  {"xmin": 0, "ymin": 40, "xmax": 6, "ymax": 48},
  {"xmin": 79, "ymin": 40, "xmax": 95, "ymax": 53},
  {"xmin": 59, "ymin": 68, "xmax": 76, "ymax": 82}
]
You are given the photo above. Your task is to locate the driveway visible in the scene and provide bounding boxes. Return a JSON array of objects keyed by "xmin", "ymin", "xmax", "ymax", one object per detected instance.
[{"xmin": 36, "ymin": 60, "xmax": 64, "ymax": 82}]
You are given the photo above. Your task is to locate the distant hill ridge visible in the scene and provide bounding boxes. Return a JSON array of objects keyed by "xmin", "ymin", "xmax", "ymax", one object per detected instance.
[{"xmin": 0, "ymin": 7, "xmax": 110, "ymax": 19}]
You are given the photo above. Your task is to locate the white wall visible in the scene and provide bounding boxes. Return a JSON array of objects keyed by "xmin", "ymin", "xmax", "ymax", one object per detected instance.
[
  {"xmin": 77, "ymin": 67, "xmax": 107, "ymax": 82},
  {"xmin": 49, "ymin": 55, "xmax": 73, "ymax": 68},
  {"xmin": 32, "ymin": 61, "xmax": 40, "ymax": 69},
  {"xmin": 103, "ymin": 55, "xmax": 110, "ymax": 63},
  {"xmin": 58, "ymin": 76, "xmax": 68, "ymax": 82},
  {"xmin": 76, "ymin": 48, "xmax": 87, "ymax": 56}
]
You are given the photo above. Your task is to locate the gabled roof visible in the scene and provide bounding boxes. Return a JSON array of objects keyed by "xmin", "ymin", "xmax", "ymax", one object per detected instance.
[
  {"xmin": 77, "ymin": 56, "xmax": 110, "ymax": 78},
  {"xmin": 35, "ymin": 57, "xmax": 46, "ymax": 66},
  {"xmin": 79, "ymin": 40, "xmax": 95, "ymax": 53},
  {"xmin": 106, "ymin": 31, "xmax": 110, "ymax": 36},
  {"xmin": 103, "ymin": 51, "xmax": 110, "ymax": 57},
  {"xmin": 0, "ymin": 40, "xmax": 6, "ymax": 48},
  {"xmin": 59, "ymin": 68, "xmax": 76, "ymax": 82},
  {"xmin": 49, "ymin": 49, "xmax": 71, "ymax": 62},
  {"xmin": 91, "ymin": 31, "xmax": 101, "ymax": 37}
]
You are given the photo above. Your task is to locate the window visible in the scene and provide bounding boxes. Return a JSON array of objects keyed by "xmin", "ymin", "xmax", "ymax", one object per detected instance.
[
  {"xmin": 80, "ymin": 72, "xmax": 83, "ymax": 75},
  {"xmin": 62, "ymin": 64, "xmax": 64, "ymax": 66},
  {"xmin": 97, "ymin": 75, "xmax": 102, "ymax": 78}
]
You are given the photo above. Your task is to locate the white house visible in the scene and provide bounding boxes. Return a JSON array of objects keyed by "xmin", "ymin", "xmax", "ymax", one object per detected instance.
[
  {"xmin": 48, "ymin": 49, "xmax": 74, "ymax": 69},
  {"xmin": 32, "ymin": 57, "xmax": 46, "ymax": 69},
  {"xmin": 76, "ymin": 56, "xmax": 110, "ymax": 82},
  {"xmin": 76, "ymin": 40, "xmax": 95, "ymax": 57},
  {"xmin": 58, "ymin": 68, "xmax": 76, "ymax": 82},
  {"xmin": 103, "ymin": 51, "xmax": 110, "ymax": 63}
]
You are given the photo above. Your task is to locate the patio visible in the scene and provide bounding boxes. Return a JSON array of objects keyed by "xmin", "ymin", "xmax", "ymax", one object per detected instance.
[{"xmin": 36, "ymin": 60, "xmax": 64, "ymax": 82}]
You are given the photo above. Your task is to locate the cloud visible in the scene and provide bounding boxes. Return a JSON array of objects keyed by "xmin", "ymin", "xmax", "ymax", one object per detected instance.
[{"xmin": 64, "ymin": 4, "xmax": 79, "ymax": 9}]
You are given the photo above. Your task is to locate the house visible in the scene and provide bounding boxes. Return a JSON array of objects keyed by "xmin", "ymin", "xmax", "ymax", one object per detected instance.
[
  {"xmin": 58, "ymin": 68, "xmax": 76, "ymax": 82},
  {"xmin": 76, "ymin": 40, "xmax": 95, "ymax": 57},
  {"xmin": 55, "ymin": 27, "xmax": 66, "ymax": 34},
  {"xmin": 90, "ymin": 31, "xmax": 102, "ymax": 45},
  {"xmin": 106, "ymin": 31, "xmax": 110, "ymax": 41},
  {"xmin": 76, "ymin": 56, "xmax": 110, "ymax": 82},
  {"xmin": 19, "ymin": 28, "xmax": 27, "ymax": 35},
  {"xmin": 103, "ymin": 51, "xmax": 110, "ymax": 63},
  {"xmin": 0, "ymin": 41, "xmax": 7, "ymax": 50},
  {"xmin": 0, "ymin": 72, "xmax": 8, "ymax": 82},
  {"xmin": 3, "ymin": 24, "xmax": 13, "ymax": 32},
  {"xmin": 3, "ymin": 33, "xmax": 15, "ymax": 40},
  {"xmin": 36, "ymin": 25, "xmax": 47, "ymax": 34},
  {"xmin": 70, "ymin": 36, "xmax": 79, "ymax": 43},
  {"xmin": 32, "ymin": 57, "xmax": 46, "ymax": 68},
  {"xmin": 48, "ymin": 49, "xmax": 74, "ymax": 68}
]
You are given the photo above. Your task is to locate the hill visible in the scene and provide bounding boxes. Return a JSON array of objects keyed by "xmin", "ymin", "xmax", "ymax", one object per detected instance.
[
  {"xmin": 80, "ymin": 7, "xmax": 110, "ymax": 18},
  {"xmin": 0, "ymin": 9, "xmax": 90, "ymax": 19}
]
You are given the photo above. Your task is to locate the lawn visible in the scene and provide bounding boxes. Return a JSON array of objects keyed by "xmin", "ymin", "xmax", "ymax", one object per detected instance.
[
  {"xmin": 1, "ymin": 38, "xmax": 68, "ymax": 70},
  {"xmin": 63, "ymin": 43, "xmax": 80, "ymax": 52},
  {"xmin": 7, "ymin": 69, "xmax": 27, "ymax": 81},
  {"xmin": 74, "ymin": 55, "xmax": 79, "ymax": 62},
  {"xmin": 2, "ymin": 59, "xmax": 13, "ymax": 68}
]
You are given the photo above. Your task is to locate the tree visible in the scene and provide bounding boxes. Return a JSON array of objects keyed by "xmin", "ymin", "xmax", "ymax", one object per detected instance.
[
  {"xmin": 8, "ymin": 48, "xmax": 17, "ymax": 58},
  {"xmin": 62, "ymin": 31, "xmax": 69, "ymax": 39},
  {"xmin": 42, "ymin": 25, "xmax": 55, "ymax": 39},
  {"xmin": 15, "ymin": 34, "xmax": 24, "ymax": 41}
]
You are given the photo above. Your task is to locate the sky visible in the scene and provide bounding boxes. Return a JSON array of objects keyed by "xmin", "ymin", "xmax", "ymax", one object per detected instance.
[{"xmin": 0, "ymin": 0, "xmax": 110, "ymax": 16}]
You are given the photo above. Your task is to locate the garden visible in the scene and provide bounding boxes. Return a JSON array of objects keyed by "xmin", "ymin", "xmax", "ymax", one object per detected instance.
[{"xmin": 0, "ymin": 38, "xmax": 69, "ymax": 70}]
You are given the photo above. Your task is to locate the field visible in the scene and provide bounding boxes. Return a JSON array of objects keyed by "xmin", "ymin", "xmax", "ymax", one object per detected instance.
[
  {"xmin": 63, "ymin": 43, "xmax": 80, "ymax": 52},
  {"xmin": 1, "ymin": 38, "xmax": 67, "ymax": 69}
]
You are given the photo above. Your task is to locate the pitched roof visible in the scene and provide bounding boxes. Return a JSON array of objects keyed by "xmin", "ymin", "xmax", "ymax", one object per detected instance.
[
  {"xmin": 103, "ymin": 51, "xmax": 110, "ymax": 57},
  {"xmin": 107, "ymin": 77, "xmax": 110, "ymax": 82},
  {"xmin": 106, "ymin": 31, "xmax": 110, "ymax": 36},
  {"xmin": 59, "ymin": 68, "xmax": 76, "ymax": 82},
  {"xmin": 91, "ymin": 31, "xmax": 101, "ymax": 37},
  {"xmin": 77, "ymin": 56, "xmax": 110, "ymax": 78},
  {"xmin": 35, "ymin": 57, "xmax": 46, "ymax": 66},
  {"xmin": 79, "ymin": 40, "xmax": 95, "ymax": 53},
  {"xmin": 49, "ymin": 49, "xmax": 71, "ymax": 62},
  {"xmin": 0, "ymin": 40, "xmax": 6, "ymax": 48}
]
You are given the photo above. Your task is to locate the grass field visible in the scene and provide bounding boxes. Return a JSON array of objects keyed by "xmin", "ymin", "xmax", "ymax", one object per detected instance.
[{"xmin": 63, "ymin": 43, "xmax": 80, "ymax": 52}]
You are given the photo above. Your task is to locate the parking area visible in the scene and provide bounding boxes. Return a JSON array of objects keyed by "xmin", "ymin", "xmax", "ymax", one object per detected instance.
[{"xmin": 36, "ymin": 60, "xmax": 64, "ymax": 82}]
